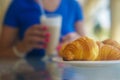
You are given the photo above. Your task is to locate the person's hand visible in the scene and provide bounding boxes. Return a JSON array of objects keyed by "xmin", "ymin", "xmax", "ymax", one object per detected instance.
[
  {"xmin": 62, "ymin": 32, "xmax": 81, "ymax": 43},
  {"xmin": 19, "ymin": 24, "xmax": 50, "ymax": 52}
]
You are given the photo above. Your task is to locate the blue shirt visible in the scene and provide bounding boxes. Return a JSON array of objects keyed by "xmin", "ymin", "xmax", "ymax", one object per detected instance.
[{"xmin": 3, "ymin": 0, "xmax": 83, "ymax": 58}]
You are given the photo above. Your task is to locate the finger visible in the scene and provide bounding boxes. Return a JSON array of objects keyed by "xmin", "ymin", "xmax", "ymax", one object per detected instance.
[
  {"xmin": 30, "ymin": 36, "xmax": 45, "ymax": 43},
  {"xmin": 32, "ymin": 24, "xmax": 48, "ymax": 31},
  {"xmin": 28, "ymin": 36, "xmax": 50, "ymax": 43},
  {"xmin": 25, "ymin": 39, "xmax": 49, "ymax": 49},
  {"xmin": 26, "ymin": 41, "xmax": 46, "ymax": 49},
  {"xmin": 32, "ymin": 43, "xmax": 47, "ymax": 49},
  {"xmin": 28, "ymin": 26, "xmax": 50, "ymax": 37},
  {"xmin": 28, "ymin": 30, "xmax": 50, "ymax": 37},
  {"xmin": 26, "ymin": 24, "xmax": 47, "ymax": 32},
  {"xmin": 62, "ymin": 35, "xmax": 71, "ymax": 42}
]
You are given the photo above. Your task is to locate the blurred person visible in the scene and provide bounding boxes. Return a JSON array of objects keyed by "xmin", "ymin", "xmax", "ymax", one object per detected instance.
[
  {"xmin": 0, "ymin": 0, "xmax": 85, "ymax": 60},
  {"xmin": 0, "ymin": 0, "xmax": 85, "ymax": 79}
]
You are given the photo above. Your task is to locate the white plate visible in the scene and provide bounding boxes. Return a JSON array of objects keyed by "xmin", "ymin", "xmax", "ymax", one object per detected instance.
[{"xmin": 52, "ymin": 57, "xmax": 120, "ymax": 68}]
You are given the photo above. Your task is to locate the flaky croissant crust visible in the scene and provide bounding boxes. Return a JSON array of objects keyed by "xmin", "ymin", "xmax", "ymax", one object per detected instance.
[
  {"xmin": 60, "ymin": 36, "xmax": 99, "ymax": 61},
  {"xmin": 59, "ymin": 37, "xmax": 120, "ymax": 61}
]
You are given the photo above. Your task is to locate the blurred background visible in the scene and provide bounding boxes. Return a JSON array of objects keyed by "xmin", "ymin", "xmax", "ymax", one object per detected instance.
[
  {"xmin": 1, "ymin": 0, "xmax": 120, "ymax": 41},
  {"xmin": 0, "ymin": 0, "xmax": 120, "ymax": 80}
]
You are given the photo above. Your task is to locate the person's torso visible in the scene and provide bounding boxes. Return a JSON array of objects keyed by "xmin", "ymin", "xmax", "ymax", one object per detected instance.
[
  {"xmin": 12, "ymin": 0, "xmax": 78, "ymax": 58},
  {"xmin": 15, "ymin": 0, "xmax": 77, "ymax": 40}
]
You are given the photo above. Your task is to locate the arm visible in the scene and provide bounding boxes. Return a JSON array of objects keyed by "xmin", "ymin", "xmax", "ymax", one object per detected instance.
[
  {"xmin": 62, "ymin": 21, "xmax": 85, "ymax": 43},
  {"xmin": 62, "ymin": 2, "xmax": 85, "ymax": 43},
  {"xmin": 0, "ymin": 26, "xmax": 24, "ymax": 59},
  {"xmin": 74, "ymin": 1, "xmax": 86, "ymax": 36},
  {"xmin": 75, "ymin": 21, "xmax": 86, "ymax": 36},
  {"xmin": 0, "ymin": 1, "xmax": 27, "ymax": 59},
  {"xmin": 0, "ymin": 25, "xmax": 50, "ymax": 59}
]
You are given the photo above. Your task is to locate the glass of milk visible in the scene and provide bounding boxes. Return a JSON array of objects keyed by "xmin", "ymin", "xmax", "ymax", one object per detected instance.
[{"xmin": 41, "ymin": 14, "xmax": 62, "ymax": 56}]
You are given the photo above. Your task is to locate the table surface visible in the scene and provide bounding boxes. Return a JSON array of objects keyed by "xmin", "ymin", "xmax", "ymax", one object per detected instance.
[
  {"xmin": 1, "ymin": 58, "xmax": 120, "ymax": 80},
  {"xmin": 0, "ymin": 58, "xmax": 62, "ymax": 80}
]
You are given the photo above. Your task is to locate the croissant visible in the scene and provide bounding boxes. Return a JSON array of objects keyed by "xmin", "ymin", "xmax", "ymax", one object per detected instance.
[
  {"xmin": 103, "ymin": 39, "xmax": 120, "ymax": 50},
  {"xmin": 95, "ymin": 41, "xmax": 103, "ymax": 60},
  {"xmin": 60, "ymin": 36, "xmax": 99, "ymax": 61},
  {"xmin": 59, "ymin": 43, "xmax": 67, "ymax": 58},
  {"xmin": 96, "ymin": 41, "xmax": 104, "ymax": 49},
  {"xmin": 96, "ymin": 44, "xmax": 120, "ymax": 60},
  {"xmin": 60, "ymin": 37, "xmax": 120, "ymax": 61}
]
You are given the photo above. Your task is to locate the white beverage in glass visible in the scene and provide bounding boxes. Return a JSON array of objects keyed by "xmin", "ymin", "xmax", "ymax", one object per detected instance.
[{"xmin": 41, "ymin": 14, "xmax": 62, "ymax": 55}]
